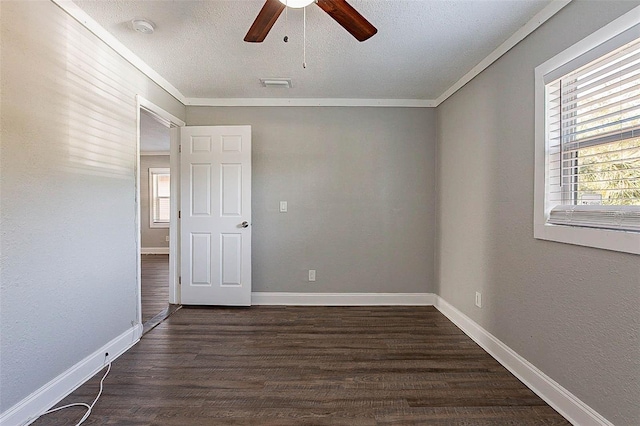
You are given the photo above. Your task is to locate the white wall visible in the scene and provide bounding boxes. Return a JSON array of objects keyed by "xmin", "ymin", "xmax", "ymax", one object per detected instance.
[
  {"xmin": 436, "ymin": 1, "xmax": 640, "ymax": 424},
  {"xmin": 0, "ymin": 0, "xmax": 185, "ymax": 413},
  {"xmin": 187, "ymin": 106, "xmax": 437, "ymax": 294}
]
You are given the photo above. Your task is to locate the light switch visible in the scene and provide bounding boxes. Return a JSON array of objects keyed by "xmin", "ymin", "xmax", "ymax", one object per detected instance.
[{"xmin": 279, "ymin": 201, "xmax": 288, "ymax": 213}]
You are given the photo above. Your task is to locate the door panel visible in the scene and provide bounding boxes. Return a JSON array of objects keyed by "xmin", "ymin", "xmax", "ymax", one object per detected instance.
[
  {"xmin": 191, "ymin": 233, "xmax": 211, "ymax": 285},
  {"xmin": 191, "ymin": 164, "xmax": 212, "ymax": 216},
  {"xmin": 221, "ymin": 164, "xmax": 242, "ymax": 216},
  {"xmin": 221, "ymin": 233, "xmax": 242, "ymax": 286},
  {"xmin": 180, "ymin": 126, "xmax": 251, "ymax": 306}
]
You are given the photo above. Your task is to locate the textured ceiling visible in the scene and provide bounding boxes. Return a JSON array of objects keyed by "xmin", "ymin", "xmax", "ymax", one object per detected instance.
[{"xmin": 73, "ymin": 0, "xmax": 552, "ymax": 100}]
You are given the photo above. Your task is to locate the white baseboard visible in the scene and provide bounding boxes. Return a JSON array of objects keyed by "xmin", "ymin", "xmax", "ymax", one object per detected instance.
[
  {"xmin": 252, "ymin": 292, "xmax": 435, "ymax": 306},
  {"xmin": 1, "ymin": 294, "xmax": 610, "ymax": 426},
  {"xmin": 141, "ymin": 247, "xmax": 169, "ymax": 255},
  {"xmin": 434, "ymin": 296, "xmax": 613, "ymax": 426},
  {"xmin": 0, "ymin": 324, "xmax": 143, "ymax": 426}
]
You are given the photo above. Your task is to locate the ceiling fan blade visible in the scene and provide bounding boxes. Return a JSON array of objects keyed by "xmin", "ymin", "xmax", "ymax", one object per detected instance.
[
  {"xmin": 244, "ymin": 0, "xmax": 286, "ymax": 43},
  {"xmin": 316, "ymin": 0, "xmax": 377, "ymax": 42}
]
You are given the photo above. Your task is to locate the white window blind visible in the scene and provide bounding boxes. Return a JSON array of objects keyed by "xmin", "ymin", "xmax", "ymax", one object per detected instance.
[
  {"xmin": 545, "ymin": 37, "xmax": 640, "ymax": 232},
  {"xmin": 149, "ymin": 168, "xmax": 170, "ymax": 227}
]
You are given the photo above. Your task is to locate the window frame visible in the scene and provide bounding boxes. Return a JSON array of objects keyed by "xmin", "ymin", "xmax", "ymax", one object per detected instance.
[
  {"xmin": 149, "ymin": 167, "xmax": 170, "ymax": 229},
  {"xmin": 534, "ymin": 6, "xmax": 640, "ymax": 255}
]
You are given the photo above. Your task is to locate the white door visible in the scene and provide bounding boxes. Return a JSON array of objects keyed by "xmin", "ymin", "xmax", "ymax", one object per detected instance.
[{"xmin": 180, "ymin": 126, "xmax": 251, "ymax": 306}]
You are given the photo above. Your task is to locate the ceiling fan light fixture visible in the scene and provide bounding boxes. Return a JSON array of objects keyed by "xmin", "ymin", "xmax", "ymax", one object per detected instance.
[
  {"xmin": 278, "ymin": 0, "xmax": 314, "ymax": 9},
  {"xmin": 131, "ymin": 18, "xmax": 155, "ymax": 34},
  {"xmin": 245, "ymin": 0, "xmax": 376, "ymax": 43}
]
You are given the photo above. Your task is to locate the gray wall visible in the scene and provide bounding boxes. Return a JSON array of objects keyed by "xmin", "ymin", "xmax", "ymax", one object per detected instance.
[
  {"xmin": 0, "ymin": 1, "xmax": 185, "ymax": 413},
  {"xmin": 187, "ymin": 107, "xmax": 436, "ymax": 294},
  {"xmin": 140, "ymin": 155, "xmax": 170, "ymax": 249},
  {"xmin": 435, "ymin": 1, "xmax": 640, "ymax": 424},
  {"xmin": 3, "ymin": 0, "xmax": 636, "ymax": 423}
]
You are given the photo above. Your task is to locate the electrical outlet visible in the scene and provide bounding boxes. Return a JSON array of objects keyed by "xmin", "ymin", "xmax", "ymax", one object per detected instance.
[
  {"xmin": 308, "ymin": 269, "xmax": 316, "ymax": 282},
  {"xmin": 475, "ymin": 292, "xmax": 482, "ymax": 308},
  {"xmin": 165, "ymin": 236, "xmax": 170, "ymax": 242},
  {"xmin": 280, "ymin": 201, "xmax": 288, "ymax": 213}
]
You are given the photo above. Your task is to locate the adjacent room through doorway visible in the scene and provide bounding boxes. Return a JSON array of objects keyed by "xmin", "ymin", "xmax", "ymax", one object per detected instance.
[{"xmin": 139, "ymin": 108, "xmax": 177, "ymax": 333}]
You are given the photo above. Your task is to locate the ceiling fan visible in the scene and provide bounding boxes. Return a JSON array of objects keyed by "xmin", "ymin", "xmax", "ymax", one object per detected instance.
[{"xmin": 244, "ymin": 0, "xmax": 377, "ymax": 43}]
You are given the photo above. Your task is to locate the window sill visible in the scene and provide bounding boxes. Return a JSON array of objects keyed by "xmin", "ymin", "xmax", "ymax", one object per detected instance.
[
  {"xmin": 149, "ymin": 222, "xmax": 169, "ymax": 229},
  {"xmin": 534, "ymin": 222, "xmax": 640, "ymax": 255}
]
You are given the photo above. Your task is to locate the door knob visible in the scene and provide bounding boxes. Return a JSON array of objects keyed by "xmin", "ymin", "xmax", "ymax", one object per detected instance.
[{"xmin": 241, "ymin": 221, "xmax": 249, "ymax": 228}]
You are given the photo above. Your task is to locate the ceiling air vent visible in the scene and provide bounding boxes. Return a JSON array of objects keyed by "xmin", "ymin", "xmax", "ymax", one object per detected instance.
[{"xmin": 260, "ymin": 78, "xmax": 292, "ymax": 88}]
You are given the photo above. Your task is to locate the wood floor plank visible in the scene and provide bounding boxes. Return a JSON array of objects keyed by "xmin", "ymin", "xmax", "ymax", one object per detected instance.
[
  {"xmin": 140, "ymin": 254, "xmax": 169, "ymax": 324},
  {"xmin": 32, "ymin": 306, "xmax": 570, "ymax": 425}
]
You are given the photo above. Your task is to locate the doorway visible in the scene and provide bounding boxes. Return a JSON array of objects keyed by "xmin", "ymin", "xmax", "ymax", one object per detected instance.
[{"xmin": 136, "ymin": 97, "xmax": 185, "ymax": 334}]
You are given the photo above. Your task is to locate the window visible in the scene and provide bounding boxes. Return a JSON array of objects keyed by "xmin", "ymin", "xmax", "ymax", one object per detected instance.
[
  {"xmin": 535, "ymin": 9, "xmax": 640, "ymax": 254},
  {"xmin": 149, "ymin": 168, "xmax": 170, "ymax": 228}
]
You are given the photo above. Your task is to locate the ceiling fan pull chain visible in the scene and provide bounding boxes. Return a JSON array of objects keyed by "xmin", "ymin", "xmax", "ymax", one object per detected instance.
[
  {"xmin": 303, "ymin": 6, "xmax": 307, "ymax": 68},
  {"xmin": 284, "ymin": 1, "xmax": 289, "ymax": 43}
]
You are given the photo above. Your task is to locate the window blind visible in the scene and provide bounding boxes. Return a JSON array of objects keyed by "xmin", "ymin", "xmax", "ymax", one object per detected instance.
[
  {"xmin": 150, "ymin": 169, "xmax": 170, "ymax": 225},
  {"xmin": 155, "ymin": 197, "xmax": 170, "ymax": 223},
  {"xmin": 546, "ymin": 37, "xmax": 640, "ymax": 232}
]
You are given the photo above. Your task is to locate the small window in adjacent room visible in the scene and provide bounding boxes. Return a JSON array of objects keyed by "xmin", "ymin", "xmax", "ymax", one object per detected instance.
[
  {"xmin": 149, "ymin": 168, "xmax": 170, "ymax": 228},
  {"xmin": 534, "ymin": 12, "xmax": 640, "ymax": 254}
]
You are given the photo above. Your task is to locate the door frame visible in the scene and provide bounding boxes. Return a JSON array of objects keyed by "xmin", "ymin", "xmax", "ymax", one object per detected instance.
[{"xmin": 136, "ymin": 96, "xmax": 185, "ymax": 326}]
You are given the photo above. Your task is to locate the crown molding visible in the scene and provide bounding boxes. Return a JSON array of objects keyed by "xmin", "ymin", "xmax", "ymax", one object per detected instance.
[
  {"xmin": 434, "ymin": 0, "xmax": 572, "ymax": 106},
  {"xmin": 184, "ymin": 98, "xmax": 437, "ymax": 108},
  {"xmin": 52, "ymin": 0, "xmax": 571, "ymax": 109},
  {"xmin": 51, "ymin": 0, "xmax": 186, "ymax": 104}
]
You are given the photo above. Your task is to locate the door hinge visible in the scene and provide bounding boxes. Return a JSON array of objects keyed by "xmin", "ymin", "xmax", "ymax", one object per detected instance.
[
  {"xmin": 178, "ymin": 276, "xmax": 181, "ymax": 285},
  {"xmin": 179, "ymin": 144, "xmax": 182, "ymax": 153},
  {"xmin": 178, "ymin": 210, "xmax": 181, "ymax": 219}
]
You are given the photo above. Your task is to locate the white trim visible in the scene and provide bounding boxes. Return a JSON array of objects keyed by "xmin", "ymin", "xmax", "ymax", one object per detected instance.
[
  {"xmin": 435, "ymin": 0, "xmax": 572, "ymax": 106},
  {"xmin": 51, "ymin": 0, "xmax": 569, "ymax": 109},
  {"xmin": 51, "ymin": 1, "xmax": 186, "ymax": 104},
  {"xmin": 0, "ymin": 325, "xmax": 142, "ymax": 426},
  {"xmin": 434, "ymin": 296, "xmax": 613, "ymax": 426},
  {"xmin": 141, "ymin": 247, "xmax": 170, "ymax": 255},
  {"xmin": 135, "ymin": 101, "xmax": 143, "ymax": 335},
  {"xmin": 140, "ymin": 151, "xmax": 170, "ymax": 156},
  {"xmin": 533, "ymin": 4, "xmax": 640, "ymax": 255},
  {"xmin": 169, "ymin": 128, "xmax": 181, "ymax": 305},
  {"xmin": 536, "ymin": 5, "xmax": 640, "ymax": 76},
  {"xmin": 185, "ymin": 98, "xmax": 437, "ymax": 108},
  {"xmin": 534, "ymin": 223, "xmax": 640, "ymax": 254},
  {"xmin": 136, "ymin": 96, "xmax": 184, "ymax": 306},
  {"xmin": 0, "ymin": 294, "xmax": 613, "ymax": 426},
  {"xmin": 137, "ymin": 97, "xmax": 186, "ymax": 127},
  {"xmin": 251, "ymin": 292, "xmax": 435, "ymax": 306}
]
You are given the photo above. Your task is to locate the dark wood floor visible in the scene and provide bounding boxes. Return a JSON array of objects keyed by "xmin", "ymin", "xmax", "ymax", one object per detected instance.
[
  {"xmin": 141, "ymin": 254, "xmax": 169, "ymax": 324},
  {"xmin": 33, "ymin": 306, "xmax": 569, "ymax": 425}
]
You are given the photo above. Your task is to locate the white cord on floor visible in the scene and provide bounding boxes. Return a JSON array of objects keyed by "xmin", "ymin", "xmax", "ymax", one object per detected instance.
[{"xmin": 39, "ymin": 362, "xmax": 111, "ymax": 426}]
